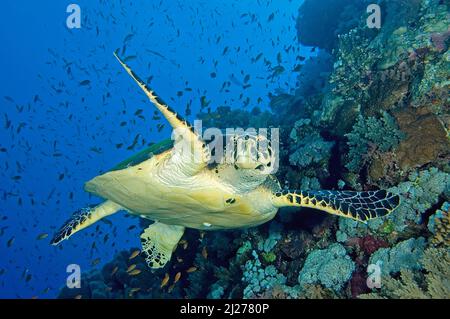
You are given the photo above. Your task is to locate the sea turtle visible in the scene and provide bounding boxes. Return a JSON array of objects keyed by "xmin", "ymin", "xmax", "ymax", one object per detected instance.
[{"xmin": 51, "ymin": 53, "xmax": 400, "ymax": 269}]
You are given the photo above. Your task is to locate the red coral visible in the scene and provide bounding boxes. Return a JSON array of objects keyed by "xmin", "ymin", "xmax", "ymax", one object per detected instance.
[
  {"xmin": 350, "ymin": 271, "xmax": 369, "ymax": 298},
  {"xmin": 360, "ymin": 235, "xmax": 389, "ymax": 255},
  {"xmin": 345, "ymin": 235, "xmax": 389, "ymax": 256}
]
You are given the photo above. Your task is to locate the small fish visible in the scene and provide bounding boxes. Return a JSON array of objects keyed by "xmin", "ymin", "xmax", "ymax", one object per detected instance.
[
  {"xmin": 36, "ymin": 233, "xmax": 48, "ymax": 240},
  {"xmin": 79, "ymin": 80, "xmax": 91, "ymax": 86},
  {"xmin": 271, "ymin": 65, "xmax": 285, "ymax": 77},
  {"xmin": 124, "ymin": 55, "xmax": 137, "ymax": 62},
  {"xmin": 202, "ymin": 246, "xmax": 208, "ymax": 259},
  {"xmin": 186, "ymin": 266, "xmax": 197, "ymax": 273},
  {"xmin": 128, "ymin": 269, "xmax": 142, "ymax": 276},
  {"xmin": 126, "ymin": 264, "xmax": 137, "ymax": 272},
  {"xmin": 91, "ymin": 258, "xmax": 100, "ymax": 266},
  {"xmin": 111, "ymin": 266, "xmax": 119, "ymax": 276},
  {"xmin": 7, "ymin": 236, "xmax": 15, "ymax": 247},
  {"xmin": 129, "ymin": 250, "xmax": 140, "ymax": 260},
  {"xmin": 157, "ymin": 123, "xmax": 165, "ymax": 132},
  {"xmin": 129, "ymin": 287, "xmax": 141, "ymax": 293},
  {"xmin": 174, "ymin": 272, "xmax": 181, "ymax": 284},
  {"xmin": 168, "ymin": 284, "xmax": 175, "ymax": 293},
  {"xmin": 4, "ymin": 96, "xmax": 14, "ymax": 103},
  {"xmin": 124, "ymin": 33, "xmax": 134, "ymax": 43},
  {"xmin": 74, "ymin": 295, "xmax": 82, "ymax": 299},
  {"xmin": 277, "ymin": 52, "xmax": 282, "ymax": 64},
  {"xmin": 293, "ymin": 64, "xmax": 303, "ymax": 72},
  {"xmin": 253, "ymin": 53, "xmax": 263, "ymax": 62},
  {"xmin": 160, "ymin": 273, "xmax": 170, "ymax": 288}
]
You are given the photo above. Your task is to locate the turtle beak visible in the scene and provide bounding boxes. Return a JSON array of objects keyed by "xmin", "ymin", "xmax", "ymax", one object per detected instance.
[{"xmin": 234, "ymin": 137, "xmax": 259, "ymax": 169}]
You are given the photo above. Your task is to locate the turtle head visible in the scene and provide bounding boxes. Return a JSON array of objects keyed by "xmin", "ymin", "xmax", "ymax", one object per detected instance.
[{"xmin": 228, "ymin": 133, "xmax": 274, "ymax": 174}]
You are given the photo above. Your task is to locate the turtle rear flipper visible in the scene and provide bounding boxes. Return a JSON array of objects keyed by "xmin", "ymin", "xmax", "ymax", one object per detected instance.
[
  {"xmin": 271, "ymin": 189, "xmax": 400, "ymax": 223},
  {"xmin": 51, "ymin": 200, "xmax": 122, "ymax": 245},
  {"xmin": 140, "ymin": 222, "xmax": 185, "ymax": 269}
]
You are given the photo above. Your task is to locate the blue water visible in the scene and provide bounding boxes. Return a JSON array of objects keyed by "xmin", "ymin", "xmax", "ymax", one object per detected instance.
[{"xmin": 0, "ymin": 0, "xmax": 309, "ymax": 298}]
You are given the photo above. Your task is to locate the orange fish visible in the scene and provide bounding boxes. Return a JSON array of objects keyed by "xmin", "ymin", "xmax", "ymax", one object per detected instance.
[
  {"xmin": 179, "ymin": 239, "xmax": 188, "ymax": 250},
  {"xmin": 129, "ymin": 250, "xmax": 140, "ymax": 260},
  {"xmin": 186, "ymin": 266, "xmax": 197, "ymax": 273},
  {"xmin": 160, "ymin": 273, "xmax": 170, "ymax": 288},
  {"xmin": 168, "ymin": 284, "xmax": 175, "ymax": 293},
  {"xmin": 126, "ymin": 264, "xmax": 137, "ymax": 272},
  {"xmin": 128, "ymin": 269, "xmax": 142, "ymax": 276},
  {"xmin": 174, "ymin": 272, "xmax": 181, "ymax": 284},
  {"xmin": 36, "ymin": 233, "xmax": 48, "ymax": 240},
  {"xmin": 202, "ymin": 246, "xmax": 208, "ymax": 259}
]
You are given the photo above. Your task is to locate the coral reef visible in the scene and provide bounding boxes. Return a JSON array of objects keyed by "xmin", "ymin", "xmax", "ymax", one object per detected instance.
[
  {"xmin": 360, "ymin": 247, "xmax": 450, "ymax": 299},
  {"xmin": 288, "ymin": 118, "xmax": 334, "ymax": 189},
  {"xmin": 337, "ymin": 167, "xmax": 450, "ymax": 242},
  {"xmin": 394, "ymin": 109, "xmax": 450, "ymax": 172},
  {"xmin": 345, "ymin": 112, "xmax": 404, "ymax": 174},
  {"xmin": 387, "ymin": 168, "xmax": 450, "ymax": 231},
  {"xmin": 428, "ymin": 202, "xmax": 450, "ymax": 247},
  {"xmin": 297, "ymin": 243, "xmax": 355, "ymax": 292},
  {"xmin": 242, "ymin": 250, "xmax": 288, "ymax": 299},
  {"xmin": 369, "ymin": 237, "xmax": 427, "ymax": 276}
]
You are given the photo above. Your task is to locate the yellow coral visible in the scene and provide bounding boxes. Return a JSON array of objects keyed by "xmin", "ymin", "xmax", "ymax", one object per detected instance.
[
  {"xmin": 359, "ymin": 247, "xmax": 450, "ymax": 299},
  {"xmin": 431, "ymin": 208, "xmax": 450, "ymax": 247}
]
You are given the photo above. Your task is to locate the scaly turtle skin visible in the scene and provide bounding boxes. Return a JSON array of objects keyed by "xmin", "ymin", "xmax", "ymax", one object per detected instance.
[{"xmin": 51, "ymin": 53, "xmax": 400, "ymax": 269}]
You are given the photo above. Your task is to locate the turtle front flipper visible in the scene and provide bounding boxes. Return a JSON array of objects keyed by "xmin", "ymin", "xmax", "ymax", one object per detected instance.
[
  {"xmin": 51, "ymin": 200, "xmax": 122, "ymax": 245},
  {"xmin": 114, "ymin": 52, "xmax": 210, "ymax": 175},
  {"xmin": 140, "ymin": 222, "xmax": 185, "ymax": 269},
  {"xmin": 271, "ymin": 189, "xmax": 400, "ymax": 223}
]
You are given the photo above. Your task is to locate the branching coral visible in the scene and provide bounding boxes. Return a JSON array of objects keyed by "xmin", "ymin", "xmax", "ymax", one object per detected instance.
[
  {"xmin": 387, "ymin": 168, "xmax": 450, "ymax": 231},
  {"xmin": 369, "ymin": 237, "xmax": 427, "ymax": 276},
  {"xmin": 289, "ymin": 119, "xmax": 334, "ymax": 170},
  {"xmin": 428, "ymin": 202, "xmax": 450, "ymax": 247},
  {"xmin": 345, "ymin": 112, "xmax": 404, "ymax": 173},
  {"xmin": 360, "ymin": 247, "xmax": 450, "ymax": 299}
]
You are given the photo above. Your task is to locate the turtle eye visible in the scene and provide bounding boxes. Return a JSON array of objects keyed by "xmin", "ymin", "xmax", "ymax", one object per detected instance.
[{"xmin": 255, "ymin": 164, "xmax": 265, "ymax": 170}]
